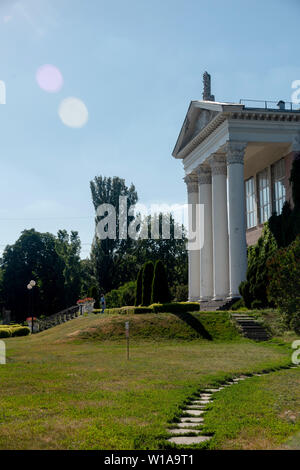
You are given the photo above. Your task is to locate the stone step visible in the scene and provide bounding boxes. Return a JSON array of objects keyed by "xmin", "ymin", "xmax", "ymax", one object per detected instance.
[
  {"xmin": 180, "ymin": 417, "xmax": 204, "ymax": 423},
  {"xmin": 184, "ymin": 409, "xmax": 205, "ymax": 416},
  {"xmin": 177, "ymin": 422, "xmax": 203, "ymax": 428},
  {"xmin": 168, "ymin": 428, "xmax": 199, "ymax": 435},
  {"xmin": 168, "ymin": 436, "xmax": 212, "ymax": 445}
]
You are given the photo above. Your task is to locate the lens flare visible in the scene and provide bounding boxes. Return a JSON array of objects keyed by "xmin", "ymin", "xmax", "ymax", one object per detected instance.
[
  {"xmin": 58, "ymin": 97, "xmax": 88, "ymax": 128},
  {"xmin": 36, "ymin": 64, "xmax": 63, "ymax": 93}
]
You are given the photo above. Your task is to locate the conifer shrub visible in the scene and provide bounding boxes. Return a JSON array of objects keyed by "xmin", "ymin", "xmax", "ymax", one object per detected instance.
[
  {"xmin": 151, "ymin": 260, "xmax": 171, "ymax": 304},
  {"xmin": 135, "ymin": 267, "xmax": 143, "ymax": 306},
  {"xmin": 141, "ymin": 261, "xmax": 154, "ymax": 306}
]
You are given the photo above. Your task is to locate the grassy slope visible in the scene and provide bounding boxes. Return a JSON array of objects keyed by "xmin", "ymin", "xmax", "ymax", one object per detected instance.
[{"xmin": 0, "ymin": 312, "xmax": 299, "ymax": 450}]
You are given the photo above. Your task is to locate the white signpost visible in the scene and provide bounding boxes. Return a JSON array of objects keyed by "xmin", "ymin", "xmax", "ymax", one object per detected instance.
[{"xmin": 125, "ymin": 321, "xmax": 130, "ymax": 360}]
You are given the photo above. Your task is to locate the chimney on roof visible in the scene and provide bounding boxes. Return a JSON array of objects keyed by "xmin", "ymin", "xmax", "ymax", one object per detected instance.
[
  {"xmin": 277, "ymin": 100, "xmax": 285, "ymax": 110},
  {"xmin": 202, "ymin": 71, "xmax": 215, "ymax": 101}
]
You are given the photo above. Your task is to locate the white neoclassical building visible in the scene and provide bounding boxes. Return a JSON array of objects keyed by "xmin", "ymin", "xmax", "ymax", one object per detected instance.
[{"xmin": 173, "ymin": 73, "xmax": 300, "ymax": 307}]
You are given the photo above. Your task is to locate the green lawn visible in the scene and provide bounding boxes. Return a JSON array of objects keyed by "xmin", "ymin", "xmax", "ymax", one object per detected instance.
[{"xmin": 0, "ymin": 312, "xmax": 299, "ymax": 450}]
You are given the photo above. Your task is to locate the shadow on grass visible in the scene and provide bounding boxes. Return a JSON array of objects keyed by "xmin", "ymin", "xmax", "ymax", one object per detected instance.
[{"xmin": 172, "ymin": 312, "xmax": 212, "ymax": 340}]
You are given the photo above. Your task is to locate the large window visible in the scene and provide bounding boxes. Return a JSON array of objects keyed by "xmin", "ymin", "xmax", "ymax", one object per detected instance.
[
  {"xmin": 272, "ymin": 159, "xmax": 286, "ymax": 215},
  {"xmin": 245, "ymin": 177, "xmax": 256, "ymax": 228},
  {"xmin": 257, "ymin": 168, "xmax": 271, "ymax": 223}
]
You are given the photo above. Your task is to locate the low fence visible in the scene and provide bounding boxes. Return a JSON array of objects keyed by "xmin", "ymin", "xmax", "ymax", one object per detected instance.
[{"xmin": 36, "ymin": 305, "xmax": 82, "ymax": 333}]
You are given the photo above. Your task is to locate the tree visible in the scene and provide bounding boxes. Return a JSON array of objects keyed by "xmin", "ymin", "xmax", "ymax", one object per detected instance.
[
  {"xmin": 267, "ymin": 235, "xmax": 300, "ymax": 333},
  {"xmin": 1, "ymin": 229, "xmax": 66, "ymax": 321},
  {"xmin": 141, "ymin": 261, "xmax": 154, "ymax": 306},
  {"xmin": 151, "ymin": 260, "xmax": 170, "ymax": 304},
  {"xmin": 56, "ymin": 230, "xmax": 82, "ymax": 306},
  {"xmin": 269, "ymin": 155, "xmax": 300, "ymax": 247},
  {"xmin": 135, "ymin": 266, "xmax": 143, "ymax": 306},
  {"xmin": 90, "ymin": 176, "xmax": 138, "ymax": 293}
]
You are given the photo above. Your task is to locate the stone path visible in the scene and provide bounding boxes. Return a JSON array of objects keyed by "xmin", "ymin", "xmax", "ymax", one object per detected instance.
[{"xmin": 166, "ymin": 363, "xmax": 299, "ymax": 447}]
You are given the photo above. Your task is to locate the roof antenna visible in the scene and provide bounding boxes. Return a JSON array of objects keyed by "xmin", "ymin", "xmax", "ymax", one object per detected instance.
[{"xmin": 202, "ymin": 71, "xmax": 215, "ymax": 102}]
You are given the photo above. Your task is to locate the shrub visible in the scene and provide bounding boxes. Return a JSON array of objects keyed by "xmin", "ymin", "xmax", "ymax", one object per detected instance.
[
  {"xmin": 135, "ymin": 267, "xmax": 143, "ymax": 306},
  {"xmin": 230, "ymin": 298, "xmax": 245, "ymax": 311},
  {"xmin": 151, "ymin": 260, "xmax": 171, "ymax": 304},
  {"xmin": 106, "ymin": 281, "xmax": 136, "ymax": 308},
  {"xmin": 170, "ymin": 284, "xmax": 188, "ymax": 302},
  {"xmin": 267, "ymin": 235, "xmax": 300, "ymax": 333},
  {"xmin": 141, "ymin": 261, "xmax": 154, "ymax": 306},
  {"xmin": 239, "ymin": 224, "xmax": 277, "ymax": 308},
  {"xmin": 0, "ymin": 328, "xmax": 12, "ymax": 338},
  {"xmin": 88, "ymin": 285, "xmax": 99, "ymax": 308},
  {"xmin": 11, "ymin": 326, "xmax": 30, "ymax": 337},
  {"xmin": 151, "ymin": 302, "xmax": 200, "ymax": 313},
  {"xmin": 105, "ymin": 306, "xmax": 154, "ymax": 315}
]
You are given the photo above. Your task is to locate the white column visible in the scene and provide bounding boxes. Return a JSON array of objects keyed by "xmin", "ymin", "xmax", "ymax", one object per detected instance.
[
  {"xmin": 184, "ymin": 174, "xmax": 200, "ymax": 302},
  {"xmin": 197, "ymin": 165, "xmax": 213, "ymax": 301},
  {"xmin": 226, "ymin": 141, "xmax": 248, "ymax": 298},
  {"xmin": 209, "ymin": 154, "xmax": 229, "ymax": 300}
]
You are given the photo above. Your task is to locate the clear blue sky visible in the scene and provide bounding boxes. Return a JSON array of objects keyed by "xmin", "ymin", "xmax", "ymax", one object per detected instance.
[{"xmin": 0, "ymin": 0, "xmax": 299, "ymax": 258}]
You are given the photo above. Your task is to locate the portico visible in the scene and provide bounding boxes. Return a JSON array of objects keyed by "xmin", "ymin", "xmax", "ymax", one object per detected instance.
[{"xmin": 173, "ymin": 73, "xmax": 300, "ymax": 304}]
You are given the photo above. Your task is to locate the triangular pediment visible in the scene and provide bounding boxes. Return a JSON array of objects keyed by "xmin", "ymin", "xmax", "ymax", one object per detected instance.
[{"xmin": 172, "ymin": 100, "xmax": 243, "ymax": 158}]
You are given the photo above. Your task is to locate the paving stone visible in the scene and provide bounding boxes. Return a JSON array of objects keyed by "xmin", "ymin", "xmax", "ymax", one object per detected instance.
[
  {"xmin": 193, "ymin": 399, "xmax": 210, "ymax": 404},
  {"xmin": 177, "ymin": 422, "xmax": 203, "ymax": 428},
  {"xmin": 168, "ymin": 436, "xmax": 212, "ymax": 445},
  {"xmin": 180, "ymin": 417, "xmax": 204, "ymax": 423},
  {"xmin": 184, "ymin": 409, "xmax": 204, "ymax": 416},
  {"xmin": 168, "ymin": 428, "xmax": 199, "ymax": 435},
  {"xmin": 205, "ymin": 388, "xmax": 221, "ymax": 392}
]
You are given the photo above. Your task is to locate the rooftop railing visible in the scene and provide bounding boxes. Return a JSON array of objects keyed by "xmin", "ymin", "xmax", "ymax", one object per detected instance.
[{"xmin": 239, "ymin": 99, "xmax": 300, "ymax": 111}]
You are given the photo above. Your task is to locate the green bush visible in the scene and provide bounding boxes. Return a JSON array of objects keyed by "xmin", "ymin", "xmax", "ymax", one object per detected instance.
[
  {"xmin": 135, "ymin": 267, "xmax": 143, "ymax": 306},
  {"xmin": 170, "ymin": 284, "xmax": 188, "ymax": 302},
  {"xmin": 0, "ymin": 328, "xmax": 12, "ymax": 338},
  {"xmin": 151, "ymin": 302, "xmax": 200, "ymax": 313},
  {"xmin": 239, "ymin": 224, "xmax": 277, "ymax": 308},
  {"xmin": 11, "ymin": 326, "xmax": 30, "ymax": 337},
  {"xmin": 105, "ymin": 281, "xmax": 136, "ymax": 308},
  {"xmin": 230, "ymin": 298, "xmax": 245, "ymax": 311},
  {"xmin": 141, "ymin": 261, "xmax": 154, "ymax": 306},
  {"xmin": 151, "ymin": 260, "xmax": 171, "ymax": 304},
  {"xmin": 267, "ymin": 235, "xmax": 300, "ymax": 333}
]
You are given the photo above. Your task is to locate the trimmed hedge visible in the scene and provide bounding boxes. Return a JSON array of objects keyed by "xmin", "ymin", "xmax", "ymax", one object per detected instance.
[
  {"xmin": 12, "ymin": 327, "xmax": 30, "ymax": 337},
  {"xmin": 0, "ymin": 325, "xmax": 30, "ymax": 337},
  {"xmin": 0, "ymin": 328, "xmax": 12, "ymax": 338},
  {"xmin": 151, "ymin": 302, "xmax": 200, "ymax": 313},
  {"xmin": 104, "ymin": 302, "xmax": 200, "ymax": 315}
]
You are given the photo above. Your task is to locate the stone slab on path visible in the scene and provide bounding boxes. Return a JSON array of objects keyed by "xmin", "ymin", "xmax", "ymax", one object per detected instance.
[
  {"xmin": 168, "ymin": 436, "xmax": 211, "ymax": 445},
  {"xmin": 184, "ymin": 409, "xmax": 204, "ymax": 416},
  {"xmin": 177, "ymin": 422, "xmax": 203, "ymax": 428},
  {"xmin": 180, "ymin": 417, "xmax": 204, "ymax": 423},
  {"xmin": 168, "ymin": 428, "xmax": 199, "ymax": 435}
]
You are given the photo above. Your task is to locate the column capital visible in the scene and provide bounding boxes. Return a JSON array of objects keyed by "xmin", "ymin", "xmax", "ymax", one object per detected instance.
[
  {"xmin": 226, "ymin": 141, "xmax": 247, "ymax": 165},
  {"xmin": 208, "ymin": 153, "xmax": 227, "ymax": 176},
  {"xmin": 196, "ymin": 164, "xmax": 212, "ymax": 185},
  {"xmin": 184, "ymin": 173, "xmax": 198, "ymax": 193}
]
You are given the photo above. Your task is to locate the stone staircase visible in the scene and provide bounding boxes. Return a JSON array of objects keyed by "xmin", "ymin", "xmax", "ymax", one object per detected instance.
[
  {"xmin": 200, "ymin": 298, "xmax": 238, "ymax": 311},
  {"xmin": 231, "ymin": 313, "xmax": 270, "ymax": 341}
]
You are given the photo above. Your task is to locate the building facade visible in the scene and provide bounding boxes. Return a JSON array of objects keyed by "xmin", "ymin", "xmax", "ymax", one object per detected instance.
[{"xmin": 172, "ymin": 74, "xmax": 300, "ymax": 304}]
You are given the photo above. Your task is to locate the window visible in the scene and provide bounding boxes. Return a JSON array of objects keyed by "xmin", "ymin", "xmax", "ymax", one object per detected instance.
[
  {"xmin": 257, "ymin": 168, "xmax": 271, "ymax": 223},
  {"xmin": 272, "ymin": 159, "xmax": 286, "ymax": 215},
  {"xmin": 245, "ymin": 177, "xmax": 256, "ymax": 228}
]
